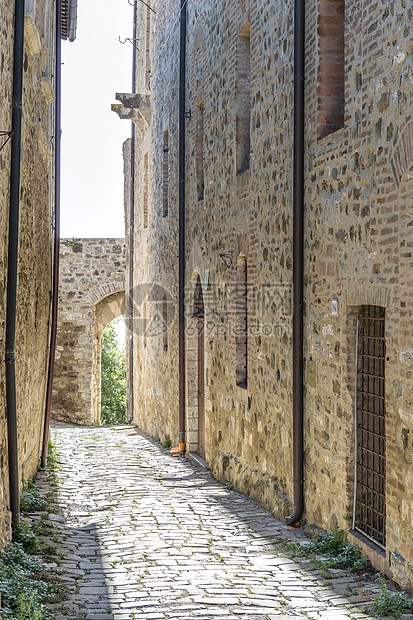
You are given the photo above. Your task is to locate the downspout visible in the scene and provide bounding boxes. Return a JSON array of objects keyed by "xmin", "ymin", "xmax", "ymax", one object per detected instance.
[
  {"xmin": 128, "ymin": 0, "xmax": 137, "ymax": 423},
  {"xmin": 175, "ymin": 0, "xmax": 187, "ymax": 454},
  {"xmin": 286, "ymin": 0, "xmax": 305, "ymax": 527},
  {"xmin": 41, "ymin": 0, "xmax": 62, "ymax": 469},
  {"xmin": 5, "ymin": 0, "xmax": 25, "ymax": 528}
]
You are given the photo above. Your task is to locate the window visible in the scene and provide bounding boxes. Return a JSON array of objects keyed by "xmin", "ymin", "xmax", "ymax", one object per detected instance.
[
  {"xmin": 235, "ymin": 22, "xmax": 251, "ymax": 174},
  {"xmin": 162, "ymin": 129, "xmax": 169, "ymax": 217},
  {"xmin": 235, "ymin": 254, "xmax": 247, "ymax": 388},
  {"xmin": 145, "ymin": 1, "xmax": 151, "ymax": 90},
  {"xmin": 196, "ymin": 102, "xmax": 205, "ymax": 201},
  {"xmin": 317, "ymin": 0, "xmax": 345, "ymax": 138},
  {"xmin": 162, "ymin": 292, "xmax": 168, "ymax": 351},
  {"xmin": 143, "ymin": 152, "xmax": 149, "ymax": 228},
  {"xmin": 354, "ymin": 305, "xmax": 386, "ymax": 548}
]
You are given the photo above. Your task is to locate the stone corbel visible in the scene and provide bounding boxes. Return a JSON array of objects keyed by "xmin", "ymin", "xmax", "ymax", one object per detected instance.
[
  {"xmin": 24, "ymin": 14, "xmax": 41, "ymax": 56},
  {"xmin": 111, "ymin": 93, "xmax": 152, "ymax": 130},
  {"xmin": 41, "ymin": 77, "xmax": 55, "ymax": 105}
]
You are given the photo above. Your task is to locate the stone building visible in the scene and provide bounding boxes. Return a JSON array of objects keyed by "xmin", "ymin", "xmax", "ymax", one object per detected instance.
[
  {"xmin": 0, "ymin": 0, "xmax": 76, "ymax": 546},
  {"xmin": 115, "ymin": 0, "xmax": 413, "ymax": 591},
  {"xmin": 53, "ymin": 238, "xmax": 126, "ymax": 426}
]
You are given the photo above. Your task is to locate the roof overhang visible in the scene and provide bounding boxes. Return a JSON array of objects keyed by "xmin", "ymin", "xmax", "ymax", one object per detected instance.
[{"xmin": 61, "ymin": 0, "xmax": 78, "ymax": 42}]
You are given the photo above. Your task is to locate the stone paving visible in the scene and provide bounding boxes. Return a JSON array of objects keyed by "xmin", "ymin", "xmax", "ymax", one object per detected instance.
[{"xmin": 31, "ymin": 424, "xmax": 390, "ymax": 619}]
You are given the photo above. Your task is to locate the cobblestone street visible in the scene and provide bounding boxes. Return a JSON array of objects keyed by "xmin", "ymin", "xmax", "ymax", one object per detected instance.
[{"xmin": 32, "ymin": 425, "xmax": 386, "ymax": 619}]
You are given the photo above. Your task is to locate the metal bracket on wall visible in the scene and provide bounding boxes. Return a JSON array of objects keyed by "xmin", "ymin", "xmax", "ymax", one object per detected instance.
[
  {"xmin": 0, "ymin": 131, "xmax": 15, "ymax": 152},
  {"xmin": 219, "ymin": 252, "xmax": 233, "ymax": 268},
  {"xmin": 127, "ymin": 0, "xmax": 156, "ymax": 14},
  {"xmin": 119, "ymin": 36, "xmax": 140, "ymax": 50}
]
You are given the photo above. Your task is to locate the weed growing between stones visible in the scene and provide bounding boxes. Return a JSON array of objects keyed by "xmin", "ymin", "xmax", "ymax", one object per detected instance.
[
  {"xmin": 367, "ymin": 578, "xmax": 413, "ymax": 619},
  {"xmin": 20, "ymin": 479, "xmax": 47, "ymax": 514},
  {"xmin": 0, "ymin": 440, "xmax": 66, "ymax": 618},
  {"xmin": 283, "ymin": 528, "xmax": 373, "ymax": 575},
  {"xmin": 283, "ymin": 529, "xmax": 413, "ymax": 618},
  {"xmin": 161, "ymin": 436, "xmax": 172, "ymax": 448},
  {"xmin": 0, "ymin": 525, "xmax": 66, "ymax": 618},
  {"xmin": 45, "ymin": 440, "xmax": 61, "ymax": 486}
]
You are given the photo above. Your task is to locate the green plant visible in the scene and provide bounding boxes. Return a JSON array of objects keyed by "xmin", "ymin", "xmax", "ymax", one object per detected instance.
[
  {"xmin": 46, "ymin": 440, "xmax": 61, "ymax": 485},
  {"xmin": 40, "ymin": 543, "xmax": 58, "ymax": 557},
  {"xmin": 12, "ymin": 521, "xmax": 39, "ymax": 553},
  {"xmin": 162, "ymin": 437, "xmax": 172, "ymax": 449},
  {"xmin": 368, "ymin": 579, "xmax": 413, "ymax": 619},
  {"xmin": 0, "ymin": 541, "xmax": 63, "ymax": 618},
  {"xmin": 20, "ymin": 479, "xmax": 47, "ymax": 514},
  {"xmin": 101, "ymin": 319, "xmax": 126, "ymax": 425},
  {"xmin": 283, "ymin": 528, "xmax": 372, "ymax": 575}
]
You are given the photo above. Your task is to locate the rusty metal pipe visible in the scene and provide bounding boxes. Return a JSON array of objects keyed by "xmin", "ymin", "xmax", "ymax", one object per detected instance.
[
  {"xmin": 286, "ymin": 0, "xmax": 305, "ymax": 527},
  {"xmin": 177, "ymin": 0, "xmax": 187, "ymax": 452},
  {"xmin": 41, "ymin": 0, "xmax": 62, "ymax": 469},
  {"xmin": 5, "ymin": 0, "xmax": 26, "ymax": 527}
]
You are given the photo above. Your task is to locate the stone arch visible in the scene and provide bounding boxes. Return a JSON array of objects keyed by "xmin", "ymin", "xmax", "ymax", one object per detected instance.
[
  {"xmin": 92, "ymin": 289, "xmax": 126, "ymax": 424},
  {"xmin": 398, "ymin": 162, "xmax": 413, "ymax": 363},
  {"xmin": 389, "ymin": 120, "xmax": 413, "ymax": 188},
  {"xmin": 87, "ymin": 280, "xmax": 125, "ymax": 305}
]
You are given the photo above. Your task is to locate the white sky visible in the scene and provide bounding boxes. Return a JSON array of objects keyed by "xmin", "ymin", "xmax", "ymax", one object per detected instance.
[{"xmin": 61, "ymin": 0, "xmax": 133, "ymax": 238}]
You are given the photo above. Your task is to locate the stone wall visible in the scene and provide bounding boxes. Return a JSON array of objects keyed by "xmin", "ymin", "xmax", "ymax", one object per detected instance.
[
  {"xmin": 0, "ymin": 0, "xmax": 57, "ymax": 547},
  {"xmin": 114, "ymin": 0, "xmax": 181, "ymax": 444},
  {"xmin": 53, "ymin": 238, "xmax": 126, "ymax": 425},
  {"xmin": 121, "ymin": 0, "xmax": 413, "ymax": 591}
]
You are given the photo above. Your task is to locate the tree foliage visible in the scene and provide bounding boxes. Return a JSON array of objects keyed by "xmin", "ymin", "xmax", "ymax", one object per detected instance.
[{"xmin": 100, "ymin": 319, "xmax": 126, "ymax": 425}]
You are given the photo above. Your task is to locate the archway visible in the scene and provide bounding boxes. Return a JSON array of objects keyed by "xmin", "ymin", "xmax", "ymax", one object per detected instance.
[{"xmin": 92, "ymin": 290, "xmax": 126, "ymax": 424}]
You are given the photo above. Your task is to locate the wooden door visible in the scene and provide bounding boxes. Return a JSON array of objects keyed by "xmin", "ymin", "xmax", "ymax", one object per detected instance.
[{"xmin": 197, "ymin": 318, "xmax": 205, "ymax": 458}]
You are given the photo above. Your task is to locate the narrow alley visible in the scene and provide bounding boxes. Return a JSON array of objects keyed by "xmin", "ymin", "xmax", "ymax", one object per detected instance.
[{"xmin": 31, "ymin": 424, "xmax": 386, "ymax": 620}]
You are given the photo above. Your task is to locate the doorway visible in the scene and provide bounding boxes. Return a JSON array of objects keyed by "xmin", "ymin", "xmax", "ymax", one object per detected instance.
[{"xmin": 193, "ymin": 276, "xmax": 205, "ymax": 458}]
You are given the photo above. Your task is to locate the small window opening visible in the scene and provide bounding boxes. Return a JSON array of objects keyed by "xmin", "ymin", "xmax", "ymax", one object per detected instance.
[
  {"xmin": 145, "ymin": 2, "xmax": 151, "ymax": 90},
  {"xmin": 196, "ymin": 102, "xmax": 205, "ymax": 201},
  {"xmin": 162, "ymin": 292, "xmax": 168, "ymax": 351},
  {"xmin": 143, "ymin": 152, "xmax": 149, "ymax": 229},
  {"xmin": 162, "ymin": 129, "xmax": 169, "ymax": 217},
  {"xmin": 192, "ymin": 276, "xmax": 204, "ymax": 319},
  {"xmin": 235, "ymin": 254, "xmax": 247, "ymax": 388},
  {"xmin": 236, "ymin": 22, "xmax": 251, "ymax": 174},
  {"xmin": 354, "ymin": 305, "xmax": 386, "ymax": 548},
  {"xmin": 317, "ymin": 0, "xmax": 345, "ymax": 138}
]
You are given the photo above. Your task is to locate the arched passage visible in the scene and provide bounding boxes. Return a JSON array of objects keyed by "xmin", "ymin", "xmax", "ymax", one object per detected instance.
[
  {"xmin": 92, "ymin": 290, "xmax": 125, "ymax": 424},
  {"xmin": 53, "ymin": 238, "xmax": 126, "ymax": 425}
]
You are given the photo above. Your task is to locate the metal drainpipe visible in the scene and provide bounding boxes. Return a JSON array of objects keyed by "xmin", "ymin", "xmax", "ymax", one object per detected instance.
[
  {"xmin": 286, "ymin": 0, "xmax": 305, "ymax": 527},
  {"xmin": 128, "ymin": 0, "xmax": 137, "ymax": 424},
  {"xmin": 41, "ymin": 0, "xmax": 62, "ymax": 469},
  {"xmin": 178, "ymin": 0, "xmax": 187, "ymax": 453},
  {"xmin": 5, "ymin": 0, "xmax": 26, "ymax": 527}
]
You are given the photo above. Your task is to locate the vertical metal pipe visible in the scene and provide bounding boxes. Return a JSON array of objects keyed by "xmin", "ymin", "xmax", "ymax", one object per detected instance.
[
  {"xmin": 127, "ymin": 0, "xmax": 137, "ymax": 424},
  {"xmin": 41, "ymin": 0, "xmax": 62, "ymax": 469},
  {"xmin": 286, "ymin": 0, "xmax": 305, "ymax": 527},
  {"xmin": 5, "ymin": 0, "xmax": 26, "ymax": 527},
  {"xmin": 178, "ymin": 0, "xmax": 187, "ymax": 451}
]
